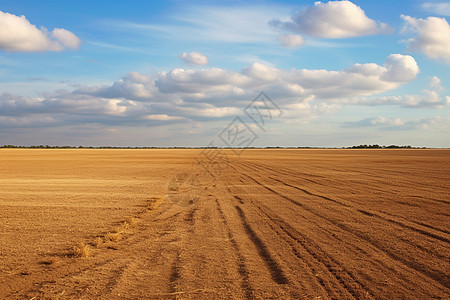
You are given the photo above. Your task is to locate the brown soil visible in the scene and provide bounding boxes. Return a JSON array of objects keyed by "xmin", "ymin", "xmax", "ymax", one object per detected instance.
[{"xmin": 0, "ymin": 149, "xmax": 448, "ymax": 299}]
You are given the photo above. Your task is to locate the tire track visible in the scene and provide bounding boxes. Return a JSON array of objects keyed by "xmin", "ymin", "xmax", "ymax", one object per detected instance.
[
  {"xmin": 234, "ymin": 195, "xmax": 244, "ymax": 204},
  {"xmin": 269, "ymin": 175, "xmax": 450, "ymax": 244},
  {"xmin": 215, "ymin": 199, "xmax": 253, "ymax": 299},
  {"xmin": 104, "ymin": 262, "xmax": 129, "ymax": 296},
  {"xmin": 268, "ymin": 176, "xmax": 349, "ymax": 207},
  {"xmin": 238, "ymin": 170, "xmax": 450, "ymax": 290},
  {"xmin": 256, "ymin": 201, "xmax": 373, "ymax": 299},
  {"xmin": 234, "ymin": 205, "xmax": 289, "ymax": 285},
  {"xmin": 169, "ymin": 251, "xmax": 182, "ymax": 294},
  {"xmin": 184, "ymin": 207, "xmax": 197, "ymax": 226},
  {"xmin": 228, "ymin": 182, "xmax": 446, "ymax": 299},
  {"xmin": 412, "ymin": 220, "xmax": 450, "ymax": 235},
  {"xmin": 356, "ymin": 209, "xmax": 450, "ymax": 244},
  {"xmin": 238, "ymin": 160, "xmax": 325, "ymax": 184},
  {"xmin": 237, "ymin": 160, "xmax": 450, "ymax": 205},
  {"xmin": 224, "ymin": 175, "xmax": 374, "ymax": 298}
]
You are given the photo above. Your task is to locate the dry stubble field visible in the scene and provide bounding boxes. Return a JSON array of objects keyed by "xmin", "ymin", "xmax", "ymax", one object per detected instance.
[{"xmin": 0, "ymin": 149, "xmax": 449, "ymax": 299}]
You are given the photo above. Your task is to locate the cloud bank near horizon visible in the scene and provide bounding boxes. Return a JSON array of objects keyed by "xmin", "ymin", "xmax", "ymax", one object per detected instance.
[{"xmin": 2, "ymin": 53, "xmax": 445, "ymax": 133}]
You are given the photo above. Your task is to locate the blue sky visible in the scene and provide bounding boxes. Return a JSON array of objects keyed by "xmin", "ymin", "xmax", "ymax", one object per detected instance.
[{"xmin": 0, "ymin": 0, "xmax": 449, "ymax": 147}]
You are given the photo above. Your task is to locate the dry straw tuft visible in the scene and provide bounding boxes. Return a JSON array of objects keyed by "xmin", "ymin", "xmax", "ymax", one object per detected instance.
[
  {"xmin": 94, "ymin": 237, "xmax": 103, "ymax": 248},
  {"xmin": 113, "ymin": 225, "xmax": 125, "ymax": 234},
  {"xmin": 125, "ymin": 216, "xmax": 138, "ymax": 225},
  {"xmin": 105, "ymin": 232, "xmax": 122, "ymax": 242},
  {"xmin": 72, "ymin": 242, "xmax": 90, "ymax": 258},
  {"xmin": 148, "ymin": 196, "xmax": 163, "ymax": 210}
]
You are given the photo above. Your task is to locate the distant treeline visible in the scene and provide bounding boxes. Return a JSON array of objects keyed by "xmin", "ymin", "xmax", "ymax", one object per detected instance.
[
  {"xmin": 1, "ymin": 144, "xmax": 427, "ymax": 149},
  {"xmin": 0, "ymin": 145, "xmax": 164, "ymax": 149},
  {"xmin": 346, "ymin": 144, "xmax": 417, "ymax": 149}
]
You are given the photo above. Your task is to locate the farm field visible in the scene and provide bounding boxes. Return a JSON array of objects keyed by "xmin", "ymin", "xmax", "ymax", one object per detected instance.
[{"xmin": 0, "ymin": 149, "xmax": 449, "ymax": 299}]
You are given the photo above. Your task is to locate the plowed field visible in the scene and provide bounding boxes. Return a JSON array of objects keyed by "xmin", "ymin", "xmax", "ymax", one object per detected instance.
[{"xmin": 0, "ymin": 149, "xmax": 448, "ymax": 299}]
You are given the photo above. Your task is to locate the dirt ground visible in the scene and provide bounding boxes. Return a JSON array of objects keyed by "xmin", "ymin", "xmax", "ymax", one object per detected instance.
[{"xmin": 0, "ymin": 149, "xmax": 448, "ymax": 299}]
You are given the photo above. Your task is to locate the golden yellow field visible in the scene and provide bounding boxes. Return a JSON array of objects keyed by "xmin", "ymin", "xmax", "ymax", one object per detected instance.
[{"xmin": 0, "ymin": 149, "xmax": 449, "ymax": 299}]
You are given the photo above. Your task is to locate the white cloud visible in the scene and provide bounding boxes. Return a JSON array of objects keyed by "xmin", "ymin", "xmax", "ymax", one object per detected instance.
[
  {"xmin": 142, "ymin": 114, "xmax": 184, "ymax": 121},
  {"xmin": 76, "ymin": 54, "xmax": 419, "ymax": 104},
  {"xmin": 355, "ymin": 76, "xmax": 449, "ymax": 109},
  {"xmin": 430, "ymin": 76, "xmax": 444, "ymax": 91},
  {"xmin": 364, "ymin": 117, "xmax": 405, "ymax": 127},
  {"xmin": 0, "ymin": 11, "xmax": 81, "ymax": 52},
  {"xmin": 0, "ymin": 115, "xmax": 58, "ymax": 128},
  {"xmin": 357, "ymin": 91, "xmax": 449, "ymax": 108},
  {"xmin": 278, "ymin": 35, "xmax": 304, "ymax": 48},
  {"xmin": 0, "ymin": 92, "xmax": 135, "ymax": 117},
  {"xmin": 76, "ymin": 72, "xmax": 158, "ymax": 100},
  {"xmin": 380, "ymin": 54, "xmax": 419, "ymax": 82},
  {"xmin": 177, "ymin": 104, "xmax": 241, "ymax": 118},
  {"xmin": 284, "ymin": 54, "xmax": 419, "ymax": 99},
  {"xmin": 401, "ymin": 15, "xmax": 450, "ymax": 64},
  {"xmin": 180, "ymin": 52, "xmax": 209, "ymax": 65},
  {"xmin": 0, "ymin": 54, "xmax": 428, "ymax": 131},
  {"xmin": 344, "ymin": 116, "xmax": 450, "ymax": 130},
  {"xmin": 242, "ymin": 62, "xmax": 280, "ymax": 82},
  {"xmin": 282, "ymin": 101, "xmax": 341, "ymax": 124},
  {"xmin": 270, "ymin": 0, "xmax": 390, "ymax": 38},
  {"xmin": 422, "ymin": 2, "xmax": 450, "ymax": 16},
  {"xmin": 154, "ymin": 67, "xmax": 251, "ymax": 98},
  {"xmin": 51, "ymin": 28, "xmax": 81, "ymax": 49}
]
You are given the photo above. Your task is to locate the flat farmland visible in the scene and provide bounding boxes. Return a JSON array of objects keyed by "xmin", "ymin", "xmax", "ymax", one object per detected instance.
[{"xmin": 0, "ymin": 149, "xmax": 448, "ymax": 299}]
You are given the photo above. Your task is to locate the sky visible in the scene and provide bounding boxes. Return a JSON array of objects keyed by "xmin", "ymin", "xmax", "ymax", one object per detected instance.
[{"xmin": 0, "ymin": 0, "xmax": 449, "ymax": 147}]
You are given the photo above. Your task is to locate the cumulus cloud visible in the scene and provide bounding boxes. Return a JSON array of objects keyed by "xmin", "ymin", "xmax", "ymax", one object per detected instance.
[
  {"xmin": 76, "ymin": 53, "xmax": 419, "ymax": 104},
  {"xmin": 0, "ymin": 54, "xmax": 426, "ymax": 130},
  {"xmin": 51, "ymin": 28, "xmax": 81, "ymax": 49},
  {"xmin": 0, "ymin": 11, "xmax": 81, "ymax": 52},
  {"xmin": 285, "ymin": 54, "xmax": 419, "ymax": 99},
  {"xmin": 401, "ymin": 15, "xmax": 450, "ymax": 64},
  {"xmin": 281, "ymin": 101, "xmax": 341, "ymax": 124},
  {"xmin": 241, "ymin": 62, "xmax": 280, "ymax": 82},
  {"xmin": 76, "ymin": 53, "xmax": 419, "ymax": 106},
  {"xmin": 355, "ymin": 75, "xmax": 449, "ymax": 109},
  {"xmin": 422, "ymin": 2, "xmax": 450, "ymax": 16},
  {"xmin": 0, "ymin": 92, "xmax": 137, "ymax": 117},
  {"xmin": 357, "ymin": 91, "xmax": 449, "ymax": 108},
  {"xmin": 154, "ymin": 67, "xmax": 250, "ymax": 99},
  {"xmin": 75, "ymin": 72, "xmax": 158, "ymax": 100},
  {"xmin": 380, "ymin": 54, "xmax": 419, "ymax": 82},
  {"xmin": 278, "ymin": 35, "xmax": 304, "ymax": 48},
  {"xmin": 430, "ymin": 75, "xmax": 444, "ymax": 91},
  {"xmin": 270, "ymin": 0, "xmax": 390, "ymax": 38},
  {"xmin": 180, "ymin": 52, "xmax": 209, "ymax": 65}
]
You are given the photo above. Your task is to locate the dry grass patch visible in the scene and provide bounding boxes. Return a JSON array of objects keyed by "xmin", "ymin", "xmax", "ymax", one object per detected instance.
[
  {"xmin": 148, "ymin": 196, "xmax": 163, "ymax": 210},
  {"xmin": 105, "ymin": 232, "xmax": 122, "ymax": 242},
  {"xmin": 125, "ymin": 216, "xmax": 139, "ymax": 225},
  {"xmin": 113, "ymin": 225, "xmax": 126, "ymax": 234},
  {"xmin": 94, "ymin": 237, "xmax": 104, "ymax": 248},
  {"xmin": 69, "ymin": 197, "xmax": 163, "ymax": 257},
  {"xmin": 72, "ymin": 242, "xmax": 90, "ymax": 258}
]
